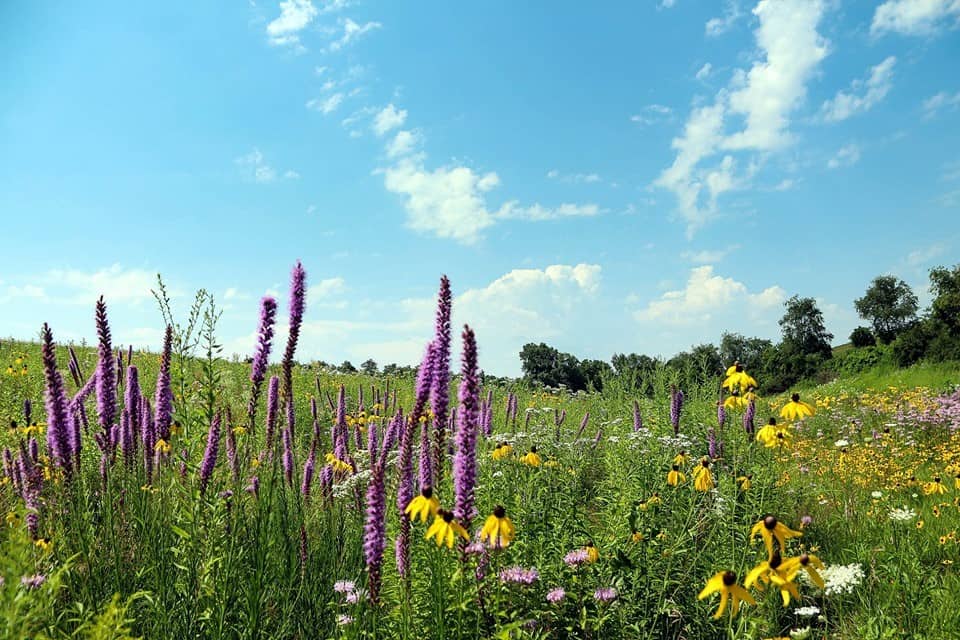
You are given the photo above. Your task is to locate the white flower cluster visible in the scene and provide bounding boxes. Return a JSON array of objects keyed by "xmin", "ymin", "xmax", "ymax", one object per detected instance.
[
  {"xmin": 793, "ymin": 605, "xmax": 820, "ymax": 617},
  {"xmin": 332, "ymin": 468, "xmax": 373, "ymax": 500},
  {"xmin": 888, "ymin": 506, "xmax": 917, "ymax": 522},
  {"xmin": 834, "ymin": 438, "xmax": 850, "ymax": 448},
  {"xmin": 816, "ymin": 563, "xmax": 864, "ymax": 596}
]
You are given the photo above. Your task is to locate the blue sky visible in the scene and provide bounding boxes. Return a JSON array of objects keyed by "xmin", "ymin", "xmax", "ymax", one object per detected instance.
[{"xmin": 1, "ymin": 0, "xmax": 958, "ymax": 375}]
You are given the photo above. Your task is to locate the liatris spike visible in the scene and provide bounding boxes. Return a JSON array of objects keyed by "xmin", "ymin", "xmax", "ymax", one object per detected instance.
[
  {"xmin": 482, "ymin": 389, "xmax": 494, "ymax": 437},
  {"xmin": 124, "ymin": 366, "xmax": 141, "ymax": 437},
  {"xmin": 94, "ymin": 297, "xmax": 116, "ymax": 433},
  {"xmin": 707, "ymin": 427, "xmax": 721, "ymax": 459},
  {"xmin": 28, "ymin": 437, "xmax": 39, "ymax": 462},
  {"xmin": 154, "ymin": 325, "xmax": 174, "ymax": 441},
  {"xmin": 717, "ymin": 402, "xmax": 726, "ymax": 429},
  {"xmin": 68, "ymin": 346, "xmax": 84, "ymax": 385},
  {"xmin": 120, "ymin": 408, "xmax": 135, "ymax": 468},
  {"xmin": 301, "ymin": 441, "xmax": 316, "ymax": 498},
  {"xmin": 577, "ymin": 412, "xmax": 590, "ymax": 438},
  {"xmin": 377, "ymin": 410, "xmax": 402, "ymax": 470},
  {"xmin": 247, "ymin": 296, "xmax": 277, "ymax": 432},
  {"xmin": 453, "ymin": 325, "xmax": 480, "ymax": 528},
  {"xmin": 670, "ymin": 387, "xmax": 684, "ymax": 435},
  {"xmin": 431, "ymin": 276, "xmax": 452, "ymax": 484},
  {"xmin": 418, "ymin": 413, "xmax": 433, "ymax": 492},
  {"xmin": 282, "ymin": 426, "xmax": 295, "ymax": 486},
  {"xmin": 72, "ymin": 370, "xmax": 96, "ymax": 411},
  {"xmin": 363, "ymin": 464, "xmax": 387, "ymax": 604},
  {"xmin": 41, "ymin": 324, "xmax": 73, "ymax": 478},
  {"xmin": 265, "ymin": 375, "xmax": 280, "ymax": 454},
  {"xmin": 334, "ymin": 385, "xmax": 350, "ymax": 461},
  {"xmin": 23, "ymin": 399, "xmax": 32, "ymax": 426},
  {"xmin": 592, "ymin": 428, "xmax": 603, "ymax": 449},
  {"xmin": 633, "ymin": 400, "xmax": 643, "ymax": 432},
  {"xmin": 743, "ymin": 398, "xmax": 756, "ymax": 435},
  {"xmin": 524, "ymin": 410, "xmax": 531, "ymax": 429},
  {"xmin": 141, "ymin": 395, "xmax": 155, "ymax": 480},
  {"xmin": 127, "ymin": 344, "xmax": 133, "ymax": 366},
  {"xmin": 367, "ymin": 418, "xmax": 379, "ymax": 461},
  {"xmin": 281, "ymin": 261, "xmax": 306, "ymax": 441},
  {"xmin": 198, "ymin": 412, "xmax": 222, "ymax": 495},
  {"xmin": 299, "ymin": 525, "xmax": 308, "ymax": 578}
]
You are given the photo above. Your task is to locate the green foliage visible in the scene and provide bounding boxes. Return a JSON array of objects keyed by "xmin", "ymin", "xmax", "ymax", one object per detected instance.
[
  {"xmin": 854, "ymin": 276, "xmax": 919, "ymax": 344},
  {"xmin": 929, "ymin": 264, "xmax": 960, "ymax": 336},
  {"xmin": 849, "ymin": 326, "xmax": 876, "ymax": 348}
]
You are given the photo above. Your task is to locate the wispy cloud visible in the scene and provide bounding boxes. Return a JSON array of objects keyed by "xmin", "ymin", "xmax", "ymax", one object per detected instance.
[
  {"xmin": 630, "ymin": 104, "xmax": 673, "ymax": 126},
  {"xmin": 922, "ymin": 90, "xmax": 960, "ymax": 119},
  {"xmin": 705, "ymin": 1, "xmax": 742, "ymax": 36},
  {"xmin": 306, "ymin": 92, "xmax": 345, "ymax": 114},
  {"xmin": 372, "ymin": 104, "xmax": 407, "ymax": 136},
  {"xmin": 326, "ymin": 17, "xmax": 381, "ymax": 52},
  {"xmin": 266, "ymin": 0, "xmax": 318, "ymax": 50},
  {"xmin": 546, "ymin": 169, "xmax": 602, "ymax": 184},
  {"xmin": 871, "ymin": 0, "xmax": 960, "ymax": 37},
  {"xmin": 235, "ymin": 148, "xmax": 298, "ymax": 183},
  {"xmin": 827, "ymin": 144, "xmax": 861, "ymax": 169},
  {"xmin": 819, "ymin": 57, "xmax": 896, "ymax": 123}
]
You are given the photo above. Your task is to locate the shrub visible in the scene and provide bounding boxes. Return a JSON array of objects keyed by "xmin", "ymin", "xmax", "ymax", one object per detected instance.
[
  {"xmin": 850, "ymin": 326, "xmax": 876, "ymax": 348},
  {"xmin": 891, "ymin": 322, "xmax": 933, "ymax": 367}
]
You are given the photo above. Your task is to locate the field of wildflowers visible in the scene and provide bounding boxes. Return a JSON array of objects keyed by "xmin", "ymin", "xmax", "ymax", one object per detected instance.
[{"xmin": 1, "ymin": 261, "xmax": 959, "ymax": 639}]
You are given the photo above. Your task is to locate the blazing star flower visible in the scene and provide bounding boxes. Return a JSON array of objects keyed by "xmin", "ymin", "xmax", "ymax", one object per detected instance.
[
  {"xmin": 404, "ymin": 486, "xmax": 440, "ymax": 523},
  {"xmin": 694, "ymin": 458, "xmax": 714, "ymax": 492},
  {"xmin": 480, "ymin": 505, "xmax": 515, "ymax": 548},
  {"xmin": 520, "ymin": 447, "xmax": 541, "ymax": 467},
  {"xmin": 780, "ymin": 553, "xmax": 826, "ymax": 589},
  {"xmin": 425, "ymin": 510, "xmax": 469, "ymax": 549},
  {"xmin": 667, "ymin": 464, "xmax": 686, "ymax": 486},
  {"xmin": 492, "ymin": 442, "xmax": 513, "ymax": 461},
  {"xmin": 699, "ymin": 571, "xmax": 755, "ymax": 619},
  {"xmin": 751, "ymin": 515, "xmax": 802, "ymax": 560},
  {"xmin": 780, "ymin": 394, "xmax": 815, "ymax": 421}
]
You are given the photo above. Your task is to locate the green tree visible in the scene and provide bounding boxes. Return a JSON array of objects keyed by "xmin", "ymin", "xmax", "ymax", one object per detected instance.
[
  {"xmin": 519, "ymin": 343, "xmax": 587, "ymax": 391},
  {"xmin": 779, "ymin": 296, "xmax": 834, "ymax": 359},
  {"xmin": 854, "ymin": 275, "xmax": 919, "ymax": 343},
  {"xmin": 929, "ymin": 264, "xmax": 960, "ymax": 336},
  {"xmin": 719, "ymin": 332, "xmax": 772, "ymax": 370},
  {"xmin": 339, "ymin": 360, "xmax": 357, "ymax": 373},
  {"xmin": 849, "ymin": 326, "xmax": 876, "ymax": 348},
  {"xmin": 360, "ymin": 358, "xmax": 379, "ymax": 375},
  {"xmin": 580, "ymin": 359, "xmax": 613, "ymax": 391}
]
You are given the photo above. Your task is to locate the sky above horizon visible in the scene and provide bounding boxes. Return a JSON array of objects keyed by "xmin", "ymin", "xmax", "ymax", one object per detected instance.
[{"xmin": 1, "ymin": 0, "xmax": 959, "ymax": 376}]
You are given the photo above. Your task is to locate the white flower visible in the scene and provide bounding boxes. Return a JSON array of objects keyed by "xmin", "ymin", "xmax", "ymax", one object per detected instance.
[
  {"xmin": 794, "ymin": 606, "xmax": 820, "ymax": 617},
  {"xmin": 889, "ymin": 507, "xmax": 917, "ymax": 522},
  {"xmin": 790, "ymin": 627, "xmax": 812, "ymax": 640},
  {"xmin": 834, "ymin": 439, "xmax": 850, "ymax": 448},
  {"xmin": 810, "ymin": 563, "xmax": 864, "ymax": 595},
  {"xmin": 871, "ymin": 491, "xmax": 883, "ymax": 499}
]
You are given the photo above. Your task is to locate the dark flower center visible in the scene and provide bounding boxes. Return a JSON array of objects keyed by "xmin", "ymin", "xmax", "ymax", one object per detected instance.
[
  {"xmin": 769, "ymin": 550, "xmax": 782, "ymax": 569},
  {"xmin": 791, "ymin": 393, "xmax": 800, "ymax": 402},
  {"xmin": 722, "ymin": 571, "xmax": 737, "ymax": 586},
  {"xmin": 768, "ymin": 417, "xmax": 777, "ymax": 426},
  {"xmin": 441, "ymin": 510, "xmax": 454, "ymax": 523},
  {"xmin": 530, "ymin": 446, "xmax": 537, "ymax": 453},
  {"xmin": 421, "ymin": 486, "xmax": 433, "ymax": 499},
  {"xmin": 735, "ymin": 364, "xmax": 744, "ymax": 373},
  {"xmin": 764, "ymin": 515, "xmax": 778, "ymax": 530},
  {"xmin": 799, "ymin": 554, "xmax": 810, "ymax": 566},
  {"xmin": 493, "ymin": 505, "xmax": 506, "ymax": 518}
]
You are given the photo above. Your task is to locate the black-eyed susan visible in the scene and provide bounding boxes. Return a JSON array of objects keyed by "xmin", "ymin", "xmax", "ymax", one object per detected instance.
[
  {"xmin": 723, "ymin": 363, "xmax": 758, "ymax": 392},
  {"xmin": 642, "ymin": 492, "xmax": 663, "ymax": 510},
  {"xmin": 780, "ymin": 394, "xmax": 815, "ymax": 421},
  {"xmin": 673, "ymin": 450, "xmax": 690, "ymax": 466},
  {"xmin": 744, "ymin": 551, "xmax": 801, "ymax": 606},
  {"xmin": 737, "ymin": 474, "xmax": 752, "ymax": 491},
  {"xmin": 750, "ymin": 515, "xmax": 802, "ymax": 560},
  {"xmin": 492, "ymin": 442, "xmax": 513, "ymax": 461},
  {"xmin": 698, "ymin": 570, "xmax": 756, "ymax": 619},
  {"xmin": 520, "ymin": 447, "xmax": 541, "ymax": 467},
  {"xmin": 325, "ymin": 453, "xmax": 354, "ymax": 474},
  {"xmin": 756, "ymin": 418, "xmax": 779, "ymax": 447},
  {"xmin": 667, "ymin": 464, "xmax": 686, "ymax": 486},
  {"xmin": 924, "ymin": 476, "xmax": 948, "ymax": 496},
  {"xmin": 425, "ymin": 510, "xmax": 469, "ymax": 549},
  {"xmin": 154, "ymin": 439, "xmax": 172, "ymax": 456},
  {"xmin": 723, "ymin": 394, "xmax": 748, "ymax": 410},
  {"xmin": 585, "ymin": 543, "xmax": 599, "ymax": 563},
  {"xmin": 694, "ymin": 458, "xmax": 714, "ymax": 492},
  {"xmin": 34, "ymin": 537, "xmax": 53, "ymax": 553},
  {"xmin": 480, "ymin": 505, "xmax": 515, "ymax": 548},
  {"xmin": 404, "ymin": 486, "xmax": 440, "ymax": 523},
  {"xmin": 780, "ymin": 553, "xmax": 825, "ymax": 589}
]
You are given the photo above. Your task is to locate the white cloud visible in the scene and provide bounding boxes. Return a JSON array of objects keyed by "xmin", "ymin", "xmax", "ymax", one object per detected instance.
[
  {"xmin": 695, "ymin": 63, "xmax": 713, "ymax": 81},
  {"xmin": 386, "ymin": 130, "xmax": 421, "ymax": 158},
  {"xmin": 906, "ymin": 243, "xmax": 946, "ymax": 266},
  {"xmin": 266, "ymin": 0, "xmax": 318, "ymax": 49},
  {"xmin": 545, "ymin": 170, "xmax": 602, "ymax": 184},
  {"xmin": 681, "ymin": 245, "xmax": 741, "ymax": 264},
  {"xmin": 327, "ymin": 17, "xmax": 381, "ymax": 52},
  {"xmin": 827, "ymin": 144, "xmax": 861, "ymax": 169},
  {"xmin": 922, "ymin": 90, "xmax": 960, "ymax": 119},
  {"xmin": 630, "ymin": 104, "xmax": 673, "ymax": 126},
  {"xmin": 234, "ymin": 148, "xmax": 298, "ymax": 183},
  {"xmin": 372, "ymin": 104, "xmax": 407, "ymax": 136},
  {"xmin": 820, "ymin": 57, "xmax": 896, "ymax": 123},
  {"xmin": 705, "ymin": 1, "xmax": 742, "ymax": 36},
  {"xmin": 284, "ymin": 170, "xmax": 301, "ymax": 179},
  {"xmin": 496, "ymin": 202, "xmax": 601, "ymax": 221},
  {"xmin": 634, "ymin": 265, "xmax": 785, "ymax": 324},
  {"xmin": 656, "ymin": 0, "xmax": 828, "ymax": 234},
  {"xmin": 871, "ymin": 0, "xmax": 960, "ymax": 36},
  {"xmin": 46, "ymin": 264, "xmax": 160, "ymax": 304},
  {"xmin": 307, "ymin": 92, "xmax": 345, "ymax": 114},
  {"xmin": 309, "ymin": 277, "xmax": 347, "ymax": 299}
]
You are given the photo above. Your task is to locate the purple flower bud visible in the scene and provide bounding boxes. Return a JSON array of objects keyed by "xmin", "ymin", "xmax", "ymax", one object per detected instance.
[
  {"xmin": 40, "ymin": 324, "xmax": 73, "ymax": 478},
  {"xmin": 453, "ymin": 326, "xmax": 480, "ymax": 527},
  {"xmin": 248, "ymin": 296, "xmax": 278, "ymax": 432},
  {"xmin": 94, "ymin": 298, "xmax": 116, "ymax": 434},
  {"xmin": 632, "ymin": 400, "xmax": 643, "ymax": 432},
  {"xmin": 198, "ymin": 413, "xmax": 221, "ymax": 494},
  {"xmin": 154, "ymin": 325, "xmax": 174, "ymax": 441}
]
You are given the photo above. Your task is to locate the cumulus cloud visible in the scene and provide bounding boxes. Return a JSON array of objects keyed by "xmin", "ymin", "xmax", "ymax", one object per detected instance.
[
  {"xmin": 820, "ymin": 57, "xmax": 897, "ymax": 123},
  {"xmin": 266, "ymin": 0, "xmax": 318, "ymax": 50},
  {"xmin": 372, "ymin": 104, "xmax": 407, "ymax": 136},
  {"xmin": 386, "ymin": 130, "xmax": 422, "ymax": 158},
  {"xmin": 871, "ymin": 0, "xmax": 960, "ymax": 36},
  {"xmin": 827, "ymin": 144, "xmax": 861, "ymax": 169}
]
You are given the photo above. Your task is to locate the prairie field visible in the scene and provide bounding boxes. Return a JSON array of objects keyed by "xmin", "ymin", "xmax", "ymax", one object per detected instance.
[{"xmin": 1, "ymin": 265, "xmax": 959, "ymax": 640}]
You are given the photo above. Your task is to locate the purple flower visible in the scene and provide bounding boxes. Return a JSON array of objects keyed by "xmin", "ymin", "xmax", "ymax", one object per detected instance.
[
  {"xmin": 632, "ymin": 400, "xmax": 643, "ymax": 432},
  {"xmin": 594, "ymin": 587, "xmax": 618, "ymax": 602},
  {"xmin": 247, "ymin": 296, "xmax": 278, "ymax": 431},
  {"xmin": 743, "ymin": 398, "xmax": 756, "ymax": 435},
  {"xmin": 707, "ymin": 428, "xmax": 720, "ymax": 460},
  {"xmin": 124, "ymin": 366, "xmax": 141, "ymax": 440},
  {"xmin": 333, "ymin": 580, "xmax": 356, "ymax": 594},
  {"xmin": 577, "ymin": 412, "xmax": 590, "ymax": 438},
  {"xmin": 546, "ymin": 587, "xmax": 566, "ymax": 603},
  {"xmin": 670, "ymin": 387, "xmax": 684, "ymax": 435},
  {"xmin": 801, "ymin": 515, "xmax": 813, "ymax": 528},
  {"xmin": 337, "ymin": 615, "xmax": 354, "ymax": 626},
  {"xmin": 20, "ymin": 574, "xmax": 47, "ymax": 590},
  {"xmin": 94, "ymin": 297, "xmax": 116, "ymax": 434},
  {"xmin": 717, "ymin": 402, "xmax": 726, "ymax": 429},
  {"xmin": 198, "ymin": 412, "xmax": 221, "ymax": 494},
  {"xmin": 498, "ymin": 566, "xmax": 539, "ymax": 585},
  {"xmin": 141, "ymin": 395, "xmax": 155, "ymax": 479},
  {"xmin": 363, "ymin": 465, "xmax": 387, "ymax": 604},
  {"xmin": 154, "ymin": 325, "xmax": 174, "ymax": 441},
  {"xmin": 246, "ymin": 475, "xmax": 260, "ymax": 497},
  {"xmin": 282, "ymin": 426, "xmax": 295, "ymax": 486},
  {"xmin": 40, "ymin": 324, "xmax": 73, "ymax": 477},
  {"xmin": 453, "ymin": 326, "xmax": 480, "ymax": 527},
  {"xmin": 430, "ymin": 276, "xmax": 452, "ymax": 479},
  {"xmin": 301, "ymin": 443, "xmax": 316, "ymax": 498},
  {"xmin": 281, "ymin": 261, "xmax": 306, "ymax": 441},
  {"xmin": 563, "ymin": 549, "xmax": 590, "ymax": 567},
  {"xmin": 264, "ymin": 375, "xmax": 280, "ymax": 454}
]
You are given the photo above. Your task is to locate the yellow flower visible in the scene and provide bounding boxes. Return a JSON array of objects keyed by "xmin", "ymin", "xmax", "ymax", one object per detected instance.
[
  {"xmin": 492, "ymin": 442, "xmax": 513, "ymax": 461},
  {"xmin": 737, "ymin": 475, "xmax": 752, "ymax": 491},
  {"xmin": 642, "ymin": 492, "xmax": 663, "ymax": 510},
  {"xmin": 699, "ymin": 571, "xmax": 756, "ymax": 619},
  {"xmin": 694, "ymin": 459, "xmax": 714, "ymax": 492},
  {"xmin": 232, "ymin": 426, "xmax": 247, "ymax": 436},
  {"xmin": 480, "ymin": 505, "xmax": 515, "ymax": 548},
  {"xmin": 924, "ymin": 477, "xmax": 948, "ymax": 495},
  {"xmin": 170, "ymin": 422, "xmax": 182, "ymax": 436},
  {"xmin": 744, "ymin": 551, "xmax": 801, "ymax": 606},
  {"xmin": 425, "ymin": 510, "xmax": 469, "ymax": 549},
  {"xmin": 917, "ymin": 519, "xmax": 924, "ymax": 529},
  {"xmin": 250, "ymin": 457, "xmax": 261, "ymax": 469},
  {"xmin": 154, "ymin": 439, "xmax": 172, "ymax": 455},
  {"xmin": 673, "ymin": 451, "xmax": 690, "ymax": 466},
  {"xmin": 325, "ymin": 453, "xmax": 354, "ymax": 474},
  {"xmin": 404, "ymin": 487, "xmax": 440, "ymax": 523},
  {"xmin": 750, "ymin": 516, "xmax": 802, "ymax": 560},
  {"xmin": 667, "ymin": 464, "xmax": 686, "ymax": 486},
  {"xmin": 34, "ymin": 537, "xmax": 53, "ymax": 553},
  {"xmin": 585, "ymin": 544, "xmax": 599, "ymax": 563},
  {"xmin": 6, "ymin": 511, "xmax": 21, "ymax": 526},
  {"xmin": 723, "ymin": 365, "xmax": 758, "ymax": 392},
  {"xmin": 723, "ymin": 394, "xmax": 748, "ymax": 410},
  {"xmin": 780, "ymin": 394, "xmax": 815, "ymax": 421},
  {"xmin": 756, "ymin": 419, "xmax": 779, "ymax": 446},
  {"xmin": 631, "ymin": 531, "xmax": 645, "ymax": 543},
  {"xmin": 780, "ymin": 553, "xmax": 825, "ymax": 589},
  {"xmin": 520, "ymin": 447, "xmax": 541, "ymax": 467}
]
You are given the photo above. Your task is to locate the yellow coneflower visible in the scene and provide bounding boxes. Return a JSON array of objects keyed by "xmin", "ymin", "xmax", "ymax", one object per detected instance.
[
  {"xmin": 673, "ymin": 450, "xmax": 690, "ymax": 466},
  {"xmin": 756, "ymin": 418, "xmax": 779, "ymax": 447},
  {"xmin": 694, "ymin": 459, "xmax": 714, "ymax": 492},
  {"xmin": 737, "ymin": 474, "xmax": 752, "ymax": 491},
  {"xmin": 924, "ymin": 477, "xmax": 948, "ymax": 496},
  {"xmin": 645, "ymin": 492, "xmax": 663, "ymax": 508},
  {"xmin": 667, "ymin": 464, "xmax": 686, "ymax": 486},
  {"xmin": 325, "ymin": 453, "xmax": 354, "ymax": 474},
  {"xmin": 780, "ymin": 553, "xmax": 825, "ymax": 589},
  {"xmin": 744, "ymin": 551, "xmax": 801, "ymax": 606},
  {"xmin": 750, "ymin": 515, "xmax": 802, "ymax": 560},
  {"xmin": 425, "ymin": 510, "xmax": 469, "ymax": 549},
  {"xmin": 780, "ymin": 394, "xmax": 815, "ymax": 421},
  {"xmin": 34, "ymin": 537, "xmax": 53, "ymax": 553},
  {"xmin": 154, "ymin": 439, "xmax": 172, "ymax": 455},
  {"xmin": 954, "ymin": 473, "xmax": 960, "ymax": 491},
  {"xmin": 723, "ymin": 394, "xmax": 748, "ymax": 410},
  {"xmin": 492, "ymin": 442, "xmax": 513, "ymax": 461},
  {"xmin": 480, "ymin": 505, "xmax": 515, "ymax": 548},
  {"xmin": 232, "ymin": 426, "xmax": 247, "ymax": 436},
  {"xmin": 631, "ymin": 531, "xmax": 645, "ymax": 543},
  {"xmin": 520, "ymin": 447, "xmax": 541, "ymax": 467},
  {"xmin": 723, "ymin": 363, "xmax": 758, "ymax": 391},
  {"xmin": 404, "ymin": 487, "xmax": 440, "ymax": 523},
  {"xmin": 698, "ymin": 570, "xmax": 756, "ymax": 619},
  {"xmin": 585, "ymin": 543, "xmax": 599, "ymax": 563}
]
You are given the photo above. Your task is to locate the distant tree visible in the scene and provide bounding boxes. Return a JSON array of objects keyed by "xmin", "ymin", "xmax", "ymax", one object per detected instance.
[
  {"xmin": 849, "ymin": 326, "xmax": 876, "ymax": 348},
  {"xmin": 519, "ymin": 343, "xmax": 587, "ymax": 391},
  {"xmin": 580, "ymin": 359, "xmax": 613, "ymax": 391},
  {"xmin": 779, "ymin": 296, "xmax": 834, "ymax": 359},
  {"xmin": 929, "ymin": 265, "xmax": 960, "ymax": 336},
  {"xmin": 360, "ymin": 359, "xmax": 379, "ymax": 376},
  {"xmin": 719, "ymin": 332, "xmax": 772, "ymax": 371},
  {"xmin": 854, "ymin": 276, "xmax": 919, "ymax": 343},
  {"xmin": 339, "ymin": 360, "xmax": 357, "ymax": 373},
  {"xmin": 891, "ymin": 323, "xmax": 933, "ymax": 367},
  {"xmin": 382, "ymin": 363, "xmax": 399, "ymax": 376}
]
